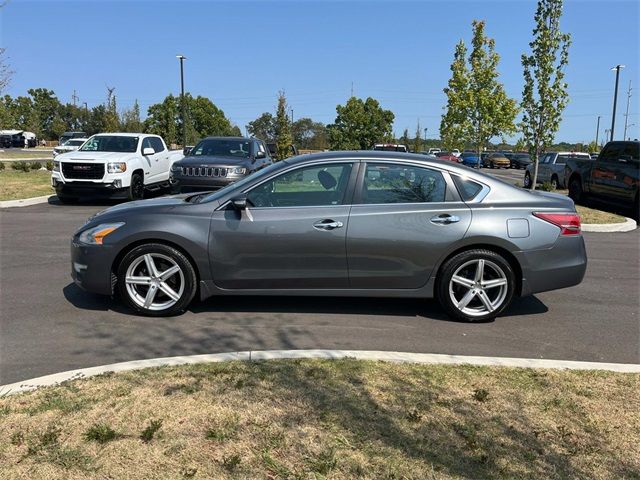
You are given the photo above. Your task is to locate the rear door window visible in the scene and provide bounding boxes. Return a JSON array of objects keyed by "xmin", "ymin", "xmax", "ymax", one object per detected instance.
[{"xmin": 360, "ymin": 163, "xmax": 446, "ymax": 204}]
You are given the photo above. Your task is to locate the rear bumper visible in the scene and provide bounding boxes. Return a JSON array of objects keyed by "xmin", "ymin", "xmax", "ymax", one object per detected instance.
[
  {"xmin": 70, "ymin": 240, "xmax": 117, "ymax": 295},
  {"xmin": 516, "ymin": 235, "xmax": 587, "ymax": 296}
]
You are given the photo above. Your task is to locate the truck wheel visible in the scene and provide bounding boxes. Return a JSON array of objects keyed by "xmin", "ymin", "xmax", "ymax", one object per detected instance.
[
  {"xmin": 128, "ymin": 173, "xmax": 144, "ymax": 201},
  {"xmin": 523, "ymin": 172, "xmax": 532, "ymax": 188},
  {"xmin": 550, "ymin": 176, "xmax": 558, "ymax": 190},
  {"xmin": 568, "ymin": 178, "xmax": 583, "ymax": 203},
  {"xmin": 57, "ymin": 193, "xmax": 78, "ymax": 204},
  {"xmin": 117, "ymin": 243, "xmax": 197, "ymax": 317}
]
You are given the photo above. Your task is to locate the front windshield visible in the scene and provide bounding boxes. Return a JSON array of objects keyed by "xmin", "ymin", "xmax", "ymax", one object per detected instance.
[
  {"xmin": 65, "ymin": 139, "xmax": 85, "ymax": 147},
  {"xmin": 190, "ymin": 139, "xmax": 251, "ymax": 158},
  {"xmin": 200, "ymin": 162, "xmax": 284, "ymax": 203},
  {"xmin": 80, "ymin": 136, "xmax": 138, "ymax": 153}
]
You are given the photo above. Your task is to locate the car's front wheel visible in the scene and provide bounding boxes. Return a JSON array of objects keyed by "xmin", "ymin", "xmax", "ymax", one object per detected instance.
[
  {"xmin": 117, "ymin": 243, "xmax": 197, "ymax": 316},
  {"xmin": 127, "ymin": 173, "xmax": 144, "ymax": 201},
  {"xmin": 523, "ymin": 171, "xmax": 532, "ymax": 188},
  {"xmin": 436, "ymin": 249, "xmax": 515, "ymax": 322}
]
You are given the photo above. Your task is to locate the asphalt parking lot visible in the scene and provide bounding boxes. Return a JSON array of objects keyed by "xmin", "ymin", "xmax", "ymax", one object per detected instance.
[{"xmin": 1, "ymin": 190, "xmax": 639, "ymax": 385}]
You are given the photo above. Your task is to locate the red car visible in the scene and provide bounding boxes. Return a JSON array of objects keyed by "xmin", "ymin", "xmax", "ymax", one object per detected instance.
[{"xmin": 435, "ymin": 151, "xmax": 461, "ymax": 163}]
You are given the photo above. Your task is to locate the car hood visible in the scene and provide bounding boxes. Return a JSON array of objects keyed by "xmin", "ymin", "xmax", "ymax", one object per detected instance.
[
  {"xmin": 87, "ymin": 195, "xmax": 193, "ymax": 222},
  {"xmin": 62, "ymin": 151, "xmax": 137, "ymax": 162},
  {"xmin": 176, "ymin": 155, "xmax": 253, "ymax": 167}
]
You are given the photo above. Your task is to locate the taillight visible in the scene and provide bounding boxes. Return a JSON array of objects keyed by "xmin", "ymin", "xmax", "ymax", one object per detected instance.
[{"xmin": 533, "ymin": 212, "xmax": 581, "ymax": 235}]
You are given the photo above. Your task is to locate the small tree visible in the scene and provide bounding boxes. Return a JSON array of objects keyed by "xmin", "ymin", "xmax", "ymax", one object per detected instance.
[
  {"xmin": 274, "ymin": 91, "xmax": 292, "ymax": 160},
  {"xmin": 400, "ymin": 128, "xmax": 410, "ymax": 148},
  {"xmin": 521, "ymin": 0, "xmax": 571, "ymax": 190},
  {"xmin": 440, "ymin": 40, "xmax": 470, "ymax": 151},
  {"xmin": 327, "ymin": 96, "xmax": 394, "ymax": 150},
  {"xmin": 121, "ymin": 100, "xmax": 143, "ymax": 132},
  {"xmin": 412, "ymin": 120, "xmax": 422, "ymax": 153},
  {"xmin": 246, "ymin": 112, "xmax": 276, "ymax": 143}
]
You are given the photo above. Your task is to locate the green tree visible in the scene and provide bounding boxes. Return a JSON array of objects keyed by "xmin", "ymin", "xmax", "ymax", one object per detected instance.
[
  {"xmin": 514, "ymin": 137, "xmax": 526, "ymax": 152},
  {"xmin": 291, "ymin": 117, "xmax": 327, "ymax": 149},
  {"xmin": 521, "ymin": 0, "xmax": 571, "ymax": 190},
  {"xmin": 144, "ymin": 95, "xmax": 179, "ymax": 144},
  {"xmin": 327, "ymin": 96, "xmax": 395, "ymax": 150},
  {"xmin": 400, "ymin": 128, "xmax": 410, "ymax": 149},
  {"xmin": 440, "ymin": 40, "xmax": 470, "ymax": 151},
  {"xmin": 441, "ymin": 22, "xmax": 518, "ymax": 163},
  {"xmin": 121, "ymin": 99, "xmax": 143, "ymax": 132},
  {"xmin": 103, "ymin": 89, "xmax": 120, "ymax": 132},
  {"xmin": 274, "ymin": 91, "xmax": 292, "ymax": 160},
  {"xmin": 586, "ymin": 140, "xmax": 599, "ymax": 154},
  {"xmin": 27, "ymin": 88, "xmax": 64, "ymax": 139},
  {"xmin": 412, "ymin": 120, "xmax": 422, "ymax": 153},
  {"xmin": 246, "ymin": 112, "xmax": 276, "ymax": 143}
]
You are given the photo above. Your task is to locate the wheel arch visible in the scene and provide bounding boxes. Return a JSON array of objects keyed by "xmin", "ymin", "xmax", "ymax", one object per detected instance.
[{"xmin": 434, "ymin": 243, "xmax": 523, "ymax": 296}]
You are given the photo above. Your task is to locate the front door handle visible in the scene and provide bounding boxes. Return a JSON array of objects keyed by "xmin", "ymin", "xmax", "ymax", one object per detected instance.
[
  {"xmin": 313, "ymin": 219, "xmax": 344, "ymax": 230},
  {"xmin": 430, "ymin": 214, "xmax": 460, "ymax": 225}
]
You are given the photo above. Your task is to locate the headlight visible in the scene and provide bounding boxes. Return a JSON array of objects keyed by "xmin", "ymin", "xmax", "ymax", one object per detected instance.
[
  {"xmin": 53, "ymin": 160, "xmax": 60, "ymax": 172},
  {"xmin": 231, "ymin": 167, "xmax": 246, "ymax": 175},
  {"xmin": 107, "ymin": 162, "xmax": 127, "ymax": 173},
  {"xmin": 78, "ymin": 222, "xmax": 125, "ymax": 245},
  {"xmin": 171, "ymin": 163, "xmax": 182, "ymax": 172}
]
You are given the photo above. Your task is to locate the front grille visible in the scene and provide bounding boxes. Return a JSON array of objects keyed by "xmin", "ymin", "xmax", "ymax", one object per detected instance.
[
  {"xmin": 181, "ymin": 166, "xmax": 228, "ymax": 177},
  {"xmin": 62, "ymin": 162, "xmax": 104, "ymax": 180}
]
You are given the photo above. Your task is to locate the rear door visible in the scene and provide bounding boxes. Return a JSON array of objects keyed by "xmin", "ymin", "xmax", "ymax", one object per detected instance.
[
  {"xmin": 346, "ymin": 161, "xmax": 472, "ymax": 289},
  {"xmin": 209, "ymin": 161, "xmax": 357, "ymax": 289}
]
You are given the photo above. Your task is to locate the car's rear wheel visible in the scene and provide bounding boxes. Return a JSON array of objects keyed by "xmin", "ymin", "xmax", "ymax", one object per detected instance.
[
  {"xmin": 117, "ymin": 243, "xmax": 197, "ymax": 316},
  {"xmin": 568, "ymin": 177, "xmax": 583, "ymax": 203},
  {"xmin": 550, "ymin": 176, "xmax": 558, "ymax": 190},
  {"xmin": 436, "ymin": 249, "xmax": 515, "ymax": 322}
]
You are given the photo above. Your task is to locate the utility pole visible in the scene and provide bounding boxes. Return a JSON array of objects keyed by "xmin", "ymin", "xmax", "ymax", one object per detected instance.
[
  {"xmin": 610, "ymin": 64, "xmax": 625, "ymax": 141},
  {"xmin": 176, "ymin": 55, "xmax": 187, "ymax": 148},
  {"xmin": 423, "ymin": 127, "xmax": 428, "ymax": 151},
  {"xmin": 595, "ymin": 116, "xmax": 600, "ymax": 146},
  {"xmin": 71, "ymin": 90, "xmax": 79, "ymax": 106},
  {"xmin": 623, "ymin": 80, "xmax": 632, "ymax": 140},
  {"xmin": 604, "ymin": 128, "xmax": 611, "ymax": 146},
  {"xmin": 290, "ymin": 108, "xmax": 293, "ymax": 124}
]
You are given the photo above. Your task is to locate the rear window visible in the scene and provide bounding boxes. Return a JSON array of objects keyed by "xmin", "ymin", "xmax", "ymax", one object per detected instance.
[{"xmin": 452, "ymin": 175, "xmax": 483, "ymax": 201}]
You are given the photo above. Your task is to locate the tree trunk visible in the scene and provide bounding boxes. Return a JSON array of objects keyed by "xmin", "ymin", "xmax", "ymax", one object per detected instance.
[{"xmin": 530, "ymin": 149, "xmax": 539, "ymax": 191}]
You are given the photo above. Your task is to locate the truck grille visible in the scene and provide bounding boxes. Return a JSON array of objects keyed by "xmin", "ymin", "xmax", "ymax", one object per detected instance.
[
  {"xmin": 62, "ymin": 162, "xmax": 104, "ymax": 180},
  {"xmin": 181, "ymin": 166, "xmax": 228, "ymax": 177}
]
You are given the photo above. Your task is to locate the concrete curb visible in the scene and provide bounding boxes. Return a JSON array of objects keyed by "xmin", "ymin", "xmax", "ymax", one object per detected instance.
[
  {"xmin": 2, "ymin": 349, "xmax": 638, "ymax": 396},
  {"xmin": 0, "ymin": 195, "xmax": 55, "ymax": 208},
  {"xmin": 582, "ymin": 216, "xmax": 637, "ymax": 233}
]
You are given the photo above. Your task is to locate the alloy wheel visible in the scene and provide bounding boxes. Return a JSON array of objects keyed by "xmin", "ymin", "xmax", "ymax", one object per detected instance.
[
  {"xmin": 125, "ymin": 253, "xmax": 185, "ymax": 311},
  {"xmin": 448, "ymin": 259, "xmax": 508, "ymax": 318}
]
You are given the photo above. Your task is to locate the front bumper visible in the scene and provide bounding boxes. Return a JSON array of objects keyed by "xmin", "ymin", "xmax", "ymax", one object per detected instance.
[
  {"xmin": 170, "ymin": 173, "xmax": 242, "ymax": 191},
  {"xmin": 516, "ymin": 235, "xmax": 587, "ymax": 296},
  {"xmin": 52, "ymin": 174, "xmax": 128, "ymax": 198},
  {"xmin": 70, "ymin": 240, "xmax": 117, "ymax": 295}
]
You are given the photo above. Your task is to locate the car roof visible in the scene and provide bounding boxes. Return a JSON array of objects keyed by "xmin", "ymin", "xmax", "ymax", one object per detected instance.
[
  {"xmin": 93, "ymin": 132, "xmax": 148, "ymax": 137},
  {"xmin": 200, "ymin": 136, "xmax": 253, "ymax": 141}
]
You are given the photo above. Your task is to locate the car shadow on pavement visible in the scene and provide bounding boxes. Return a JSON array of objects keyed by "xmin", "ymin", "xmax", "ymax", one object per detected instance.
[{"xmin": 63, "ymin": 283, "xmax": 549, "ymax": 323}]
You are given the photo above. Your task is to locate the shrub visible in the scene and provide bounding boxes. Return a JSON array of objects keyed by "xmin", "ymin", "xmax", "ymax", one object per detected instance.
[
  {"xmin": 83, "ymin": 423, "xmax": 119, "ymax": 444},
  {"xmin": 539, "ymin": 181, "xmax": 556, "ymax": 192},
  {"xmin": 30, "ymin": 161, "xmax": 42, "ymax": 170},
  {"xmin": 12, "ymin": 161, "xmax": 31, "ymax": 172},
  {"xmin": 140, "ymin": 419, "xmax": 163, "ymax": 443},
  {"xmin": 0, "ymin": 161, "xmax": 5, "ymax": 171},
  {"xmin": 46, "ymin": 160, "xmax": 54, "ymax": 171}
]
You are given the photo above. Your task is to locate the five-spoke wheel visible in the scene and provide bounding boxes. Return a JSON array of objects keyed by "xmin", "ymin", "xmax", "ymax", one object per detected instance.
[
  {"xmin": 437, "ymin": 249, "xmax": 515, "ymax": 322},
  {"xmin": 117, "ymin": 243, "xmax": 197, "ymax": 316}
]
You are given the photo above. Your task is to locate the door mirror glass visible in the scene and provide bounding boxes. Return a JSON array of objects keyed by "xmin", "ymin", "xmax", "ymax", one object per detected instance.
[
  {"xmin": 256, "ymin": 150, "xmax": 266, "ymax": 159},
  {"xmin": 142, "ymin": 147, "xmax": 155, "ymax": 156}
]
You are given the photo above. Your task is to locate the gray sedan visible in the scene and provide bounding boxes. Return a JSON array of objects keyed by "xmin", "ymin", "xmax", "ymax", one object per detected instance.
[{"xmin": 70, "ymin": 151, "xmax": 587, "ymax": 322}]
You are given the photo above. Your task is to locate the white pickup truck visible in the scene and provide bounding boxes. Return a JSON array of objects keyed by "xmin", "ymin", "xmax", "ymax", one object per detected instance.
[{"xmin": 51, "ymin": 133, "xmax": 183, "ymax": 203}]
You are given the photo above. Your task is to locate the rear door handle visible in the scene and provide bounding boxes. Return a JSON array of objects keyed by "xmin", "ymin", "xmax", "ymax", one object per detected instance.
[
  {"xmin": 430, "ymin": 214, "xmax": 460, "ymax": 225},
  {"xmin": 313, "ymin": 219, "xmax": 344, "ymax": 230}
]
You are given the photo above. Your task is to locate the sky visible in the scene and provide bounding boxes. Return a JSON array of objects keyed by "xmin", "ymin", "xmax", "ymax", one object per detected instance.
[{"xmin": 1, "ymin": 0, "xmax": 638, "ymax": 143}]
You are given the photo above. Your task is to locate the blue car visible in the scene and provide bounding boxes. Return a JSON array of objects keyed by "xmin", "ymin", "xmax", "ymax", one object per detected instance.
[{"xmin": 460, "ymin": 152, "xmax": 482, "ymax": 168}]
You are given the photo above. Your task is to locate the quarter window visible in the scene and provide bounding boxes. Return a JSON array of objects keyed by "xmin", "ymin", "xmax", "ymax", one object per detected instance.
[
  {"xmin": 246, "ymin": 163, "xmax": 354, "ymax": 208},
  {"xmin": 361, "ymin": 163, "xmax": 446, "ymax": 204}
]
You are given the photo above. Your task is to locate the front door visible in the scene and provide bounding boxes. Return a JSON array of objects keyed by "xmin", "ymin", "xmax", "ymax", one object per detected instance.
[
  {"xmin": 209, "ymin": 161, "xmax": 356, "ymax": 289},
  {"xmin": 347, "ymin": 161, "xmax": 472, "ymax": 289}
]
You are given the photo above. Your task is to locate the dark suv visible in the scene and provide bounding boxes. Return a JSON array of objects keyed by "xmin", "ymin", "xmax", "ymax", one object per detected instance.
[{"xmin": 170, "ymin": 137, "xmax": 273, "ymax": 193}]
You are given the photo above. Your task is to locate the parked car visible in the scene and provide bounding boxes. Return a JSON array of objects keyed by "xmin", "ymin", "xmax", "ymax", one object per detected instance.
[
  {"xmin": 52, "ymin": 138, "xmax": 88, "ymax": 158},
  {"xmin": 170, "ymin": 137, "xmax": 273, "ymax": 193},
  {"xmin": 373, "ymin": 144, "xmax": 408, "ymax": 152},
  {"xmin": 427, "ymin": 148, "xmax": 441, "ymax": 155},
  {"xmin": 70, "ymin": 151, "xmax": 586, "ymax": 322},
  {"xmin": 483, "ymin": 152, "xmax": 511, "ymax": 169},
  {"xmin": 451, "ymin": 149, "xmax": 461, "ymax": 157},
  {"xmin": 505, "ymin": 153, "xmax": 532, "ymax": 169},
  {"xmin": 418, "ymin": 152, "xmax": 438, "ymax": 159},
  {"xmin": 59, "ymin": 131, "xmax": 87, "ymax": 145},
  {"xmin": 564, "ymin": 141, "xmax": 639, "ymax": 211},
  {"xmin": 51, "ymin": 133, "xmax": 183, "ymax": 203},
  {"xmin": 0, "ymin": 129, "xmax": 37, "ymax": 148},
  {"xmin": 524, "ymin": 151, "xmax": 591, "ymax": 189},
  {"xmin": 460, "ymin": 152, "xmax": 481, "ymax": 168},
  {"xmin": 435, "ymin": 151, "xmax": 461, "ymax": 163}
]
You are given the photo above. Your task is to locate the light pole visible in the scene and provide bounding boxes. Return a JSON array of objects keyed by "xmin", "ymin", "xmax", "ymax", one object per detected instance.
[
  {"xmin": 604, "ymin": 128, "xmax": 611, "ymax": 146},
  {"xmin": 176, "ymin": 54, "xmax": 187, "ymax": 148},
  {"xmin": 595, "ymin": 116, "xmax": 600, "ymax": 146},
  {"xmin": 423, "ymin": 127, "xmax": 428, "ymax": 151},
  {"xmin": 290, "ymin": 108, "xmax": 294, "ymax": 124},
  {"xmin": 610, "ymin": 64, "xmax": 625, "ymax": 141}
]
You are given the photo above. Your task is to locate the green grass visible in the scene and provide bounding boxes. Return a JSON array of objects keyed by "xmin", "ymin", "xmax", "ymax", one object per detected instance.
[
  {"xmin": 0, "ymin": 166, "xmax": 53, "ymax": 201},
  {"xmin": 0, "ymin": 360, "xmax": 638, "ymax": 479}
]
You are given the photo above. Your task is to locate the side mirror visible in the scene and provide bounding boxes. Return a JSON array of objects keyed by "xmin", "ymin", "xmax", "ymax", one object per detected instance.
[
  {"xmin": 183, "ymin": 146, "xmax": 193, "ymax": 155},
  {"xmin": 256, "ymin": 150, "xmax": 266, "ymax": 159},
  {"xmin": 142, "ymin": 147, "xmax": 155, "ymax": 156},
  {"xmin": 231, "ymin": 196, "xmax": 248, "ymax": 210}
]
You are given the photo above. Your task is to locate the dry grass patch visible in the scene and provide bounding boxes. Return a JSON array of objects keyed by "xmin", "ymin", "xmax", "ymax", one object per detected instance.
[
  {"xmin": 0, "ymin": 360, "xmax": 638, "ymax": 479},
  {"xmin": 576, "ymin": 205, "xmax": 626, "ymax": 224},
  {"xmin": 0, "ymin": 150, "xmax": 52, "ymax": 160},
  {"xmin": 0, "ymin": 167, "xmax": 53, "ymax": 201}
]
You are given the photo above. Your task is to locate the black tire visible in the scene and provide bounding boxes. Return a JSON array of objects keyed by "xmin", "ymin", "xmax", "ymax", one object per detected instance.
[
  {"xmin": 523, "ymin": 171, "xmax": 532, "ymax": 189},
  {"xmin": 436, "ymin": 249, "xmax": 516, "ymax": 322},
  {"xmin": 127, "ymin": 173, "xmax": 144, "ymax": 201},
  {"xmin": 490, "ymin": 162, "xmax": 495, "ymax": 169},
  {"xmin": 568, "ymin": 177, "xmax": 583, "ymax": 204},
  {"xmin": 550, "ymin": 176, "xmax": 558, "ymax": 190},
  {"xmin": 56, "ymin": 193, "xmax": 78, "ymax": 204},
  {"xmin": 117, "ymin": 243, "xmax": 197, "ymax": 317}
]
